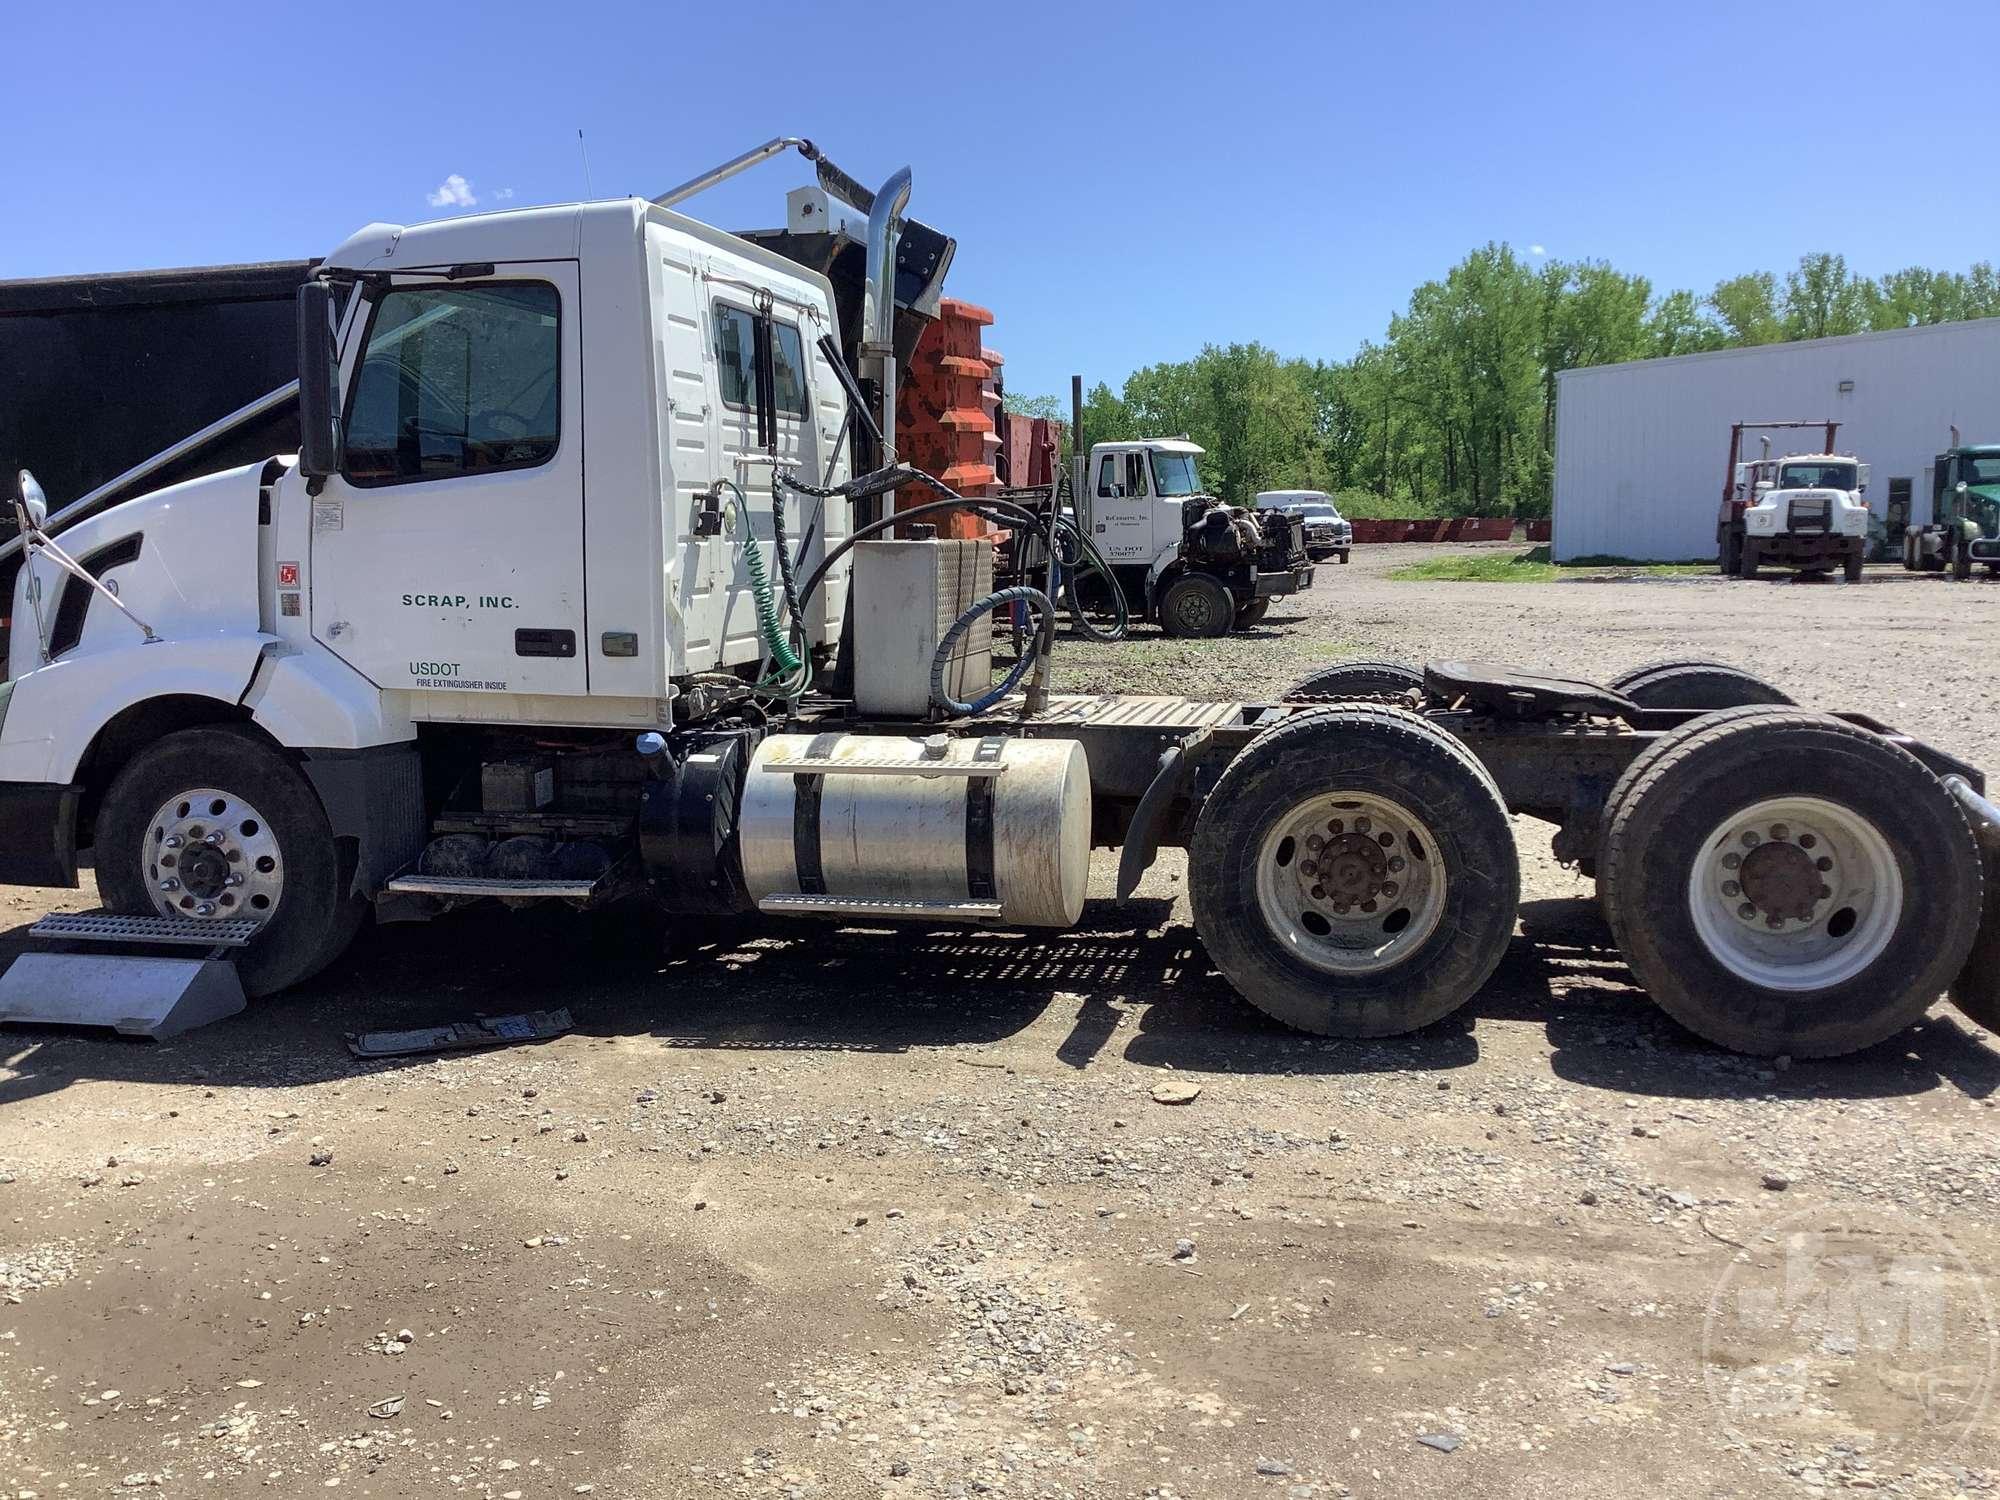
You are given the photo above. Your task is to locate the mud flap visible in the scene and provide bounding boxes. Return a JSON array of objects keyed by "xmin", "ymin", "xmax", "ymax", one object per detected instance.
[
  {"xmin": 1115, "ymin": 732, "xmax": 1208, "ymax": 903},
  {"xmin": 1949, "ymin": 846, "xmax": 2000, "ymax": 1031}
]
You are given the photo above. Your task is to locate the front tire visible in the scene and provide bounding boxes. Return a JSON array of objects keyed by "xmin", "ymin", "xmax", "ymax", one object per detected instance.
[
  {"xmin": 1953, "ymin": 534, "xmax": 1973, "ymax": 581},
  {"xmin": 1599, "ymin": 711, "xmax": 1982, "ymax": 1057},
  {"xmin": 1158, "ymin": 573, "xmax": 1233, "ymax": 638},
  {"xmin": 97, "ymin": 726, "xmax": 361, "ymax": 997},
  {"xmin": 1740, "ymin": 541, "xmax": 1762, "ymax": 580},
  {"xmin": 1234, "ymin": 598, "xmax": 1271, "ymax": 629},
  {"xmin": 1191, "ymin": 705, "xmax": 1518, "ymax": 1037},
  {"xmin": 1844, "ymin": 548, "xmax": 1865, "ymax": 583}
]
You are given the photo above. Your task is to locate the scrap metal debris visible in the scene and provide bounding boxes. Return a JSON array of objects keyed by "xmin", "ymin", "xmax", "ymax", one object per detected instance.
[{"xmin": 345, "ymin": 1008, "xmax": 574, "ymax": 1059}]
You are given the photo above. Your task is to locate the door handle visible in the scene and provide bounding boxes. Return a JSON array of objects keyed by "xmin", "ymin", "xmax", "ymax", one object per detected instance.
[{"xmin": 515, "ymin": 628, "xmax": 576, "ymax": 658}]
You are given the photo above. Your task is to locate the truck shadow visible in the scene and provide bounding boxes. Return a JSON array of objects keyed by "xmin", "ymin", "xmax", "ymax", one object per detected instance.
[{"xmin": 1, "ymin": 895, "xmax": 1991, "ymax": 1106}]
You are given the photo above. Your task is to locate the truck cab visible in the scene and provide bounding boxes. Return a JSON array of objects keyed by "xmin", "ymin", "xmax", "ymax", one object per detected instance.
[
  {"xmin": 1077, "ymin": 440, "xmax": 1311, "ymax": 636},
  {"xmin": 1910, "ymin": 444, "xmax": 2000, "ymax": 579},
  {"xmin": 1737, "ymin": 453, "xmax": 1871, "ymax": 581}
]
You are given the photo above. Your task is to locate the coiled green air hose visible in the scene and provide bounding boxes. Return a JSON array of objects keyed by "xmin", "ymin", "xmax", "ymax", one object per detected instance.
[{"xmin": 716, "ymin": 479, "xmax": 808, "ymax": 699}]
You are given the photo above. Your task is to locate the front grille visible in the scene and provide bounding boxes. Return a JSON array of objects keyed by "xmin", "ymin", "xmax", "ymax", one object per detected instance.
[{"xmin": 1787, "ymin": 496, "xmax": 1830, "ymax": 534}]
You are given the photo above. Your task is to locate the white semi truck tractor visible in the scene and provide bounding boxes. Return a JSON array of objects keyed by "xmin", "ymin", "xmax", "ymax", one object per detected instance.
[{"xmin": 1, "ymin": 139, "xmax": 1995, "ymax": 1058}]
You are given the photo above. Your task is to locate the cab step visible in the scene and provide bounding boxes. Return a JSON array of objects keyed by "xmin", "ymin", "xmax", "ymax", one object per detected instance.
[{"xmin": 0, "ymin": 909, "xmax": 253, "ymax": 1040}]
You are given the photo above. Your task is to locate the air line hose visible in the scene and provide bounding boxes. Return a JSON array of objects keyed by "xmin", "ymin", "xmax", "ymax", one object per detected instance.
[
  {"xmin": 930, "ymin": 586, "xmax": 1055, "ymax": 716},
  {"xmin": 716, "ymin": 480, "xmax": 809, "ymax": 700}
]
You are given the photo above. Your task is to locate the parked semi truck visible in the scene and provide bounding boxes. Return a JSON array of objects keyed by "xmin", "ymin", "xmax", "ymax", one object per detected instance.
[
  {"xmin": 1715, "ymin": 421, "xmax": 1871, "ymax": 581},
  {"xmin": 1905, "ymin": 438, "xmax": 2000, "ymax": 579},
  {"xmin": 2, "ymin": 138, "xmax": 1996, "ymax": 1060}
]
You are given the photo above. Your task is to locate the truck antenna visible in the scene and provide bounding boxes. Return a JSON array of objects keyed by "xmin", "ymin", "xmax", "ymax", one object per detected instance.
[{"xmin": 578, "ymin": 129, "xmax": 594, "ymax": 198}]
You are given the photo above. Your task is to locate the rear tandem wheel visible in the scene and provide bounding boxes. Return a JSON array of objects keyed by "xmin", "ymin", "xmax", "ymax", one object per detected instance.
[
  {"xmin": 1190, "ymin": 704, "xmax": 1519, "ymax": 1037},
  {"xmin": 1598, "ymin": 710, "xmax": 1983, "ymax": 1057}
]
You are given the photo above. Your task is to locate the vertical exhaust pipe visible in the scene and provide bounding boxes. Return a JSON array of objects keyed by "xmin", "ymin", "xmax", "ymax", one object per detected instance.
[{"xmin": 862, "ymin": 167, "xmax": 912, "ymax": 463}]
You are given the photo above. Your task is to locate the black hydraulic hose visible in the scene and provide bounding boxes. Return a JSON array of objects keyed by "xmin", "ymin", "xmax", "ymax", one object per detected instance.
[
  {"xmin": 931, "ymin": 586, "xmax": 1056, "ymax": 716},
  {"xmin": 767, "ymin": 475, "xmax": 809, "ymax": 666}
]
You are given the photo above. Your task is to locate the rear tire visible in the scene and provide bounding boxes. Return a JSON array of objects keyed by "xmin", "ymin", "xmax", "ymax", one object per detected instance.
[
  {"xmin": 1720, "ymin": 529, "xmax": 1743, "ymax": 576},
  {"xmin": 1191, "ymin": 705, "xmax": 1518, "ymax": 1037},
  {"xmin": 1338, "ymin": 549, "xmax": 1351, "ymax": 564},
  {"xmin": 1610, "ymin": 659, "xmax": 1793, "ymax": 711},
  {"xmin": 1286, "ymin": 658, "xmax": 1424, "ymax": 701},
  {"xmin": 97, "ymin": 726, "xmax": 361, "ymax": 998},
  {"xmin": 1599, "ymin": 711, "xmax": 1982, "ymax": 1057},
  {"xmin": 1158, "ymin": 573, "xmax": 1232, "ymax": 638}
]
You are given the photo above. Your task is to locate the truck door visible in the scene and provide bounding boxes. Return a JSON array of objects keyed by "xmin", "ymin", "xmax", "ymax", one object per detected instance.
[
  {"xmin": 1092, "ymin": 450, "xmax": 1154, "ymax": 563},
  {"xmin": 311, "ymin": 264, "xmax": 586, "ymax": 697}
]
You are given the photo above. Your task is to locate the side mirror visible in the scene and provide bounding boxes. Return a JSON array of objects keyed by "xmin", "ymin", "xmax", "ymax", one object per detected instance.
[
  {"xmin": 1958, "ymin": 481, "xmax": 1971, "ymax": 496},
  {"xmin": 295, "ymin": 281, "xmax": 343, "ymax": 482},
  {"xmin": 13, "ymin": 468, "xmax": 47, "ymax": 530},
  {"xmin": 1856, "ymin": 463, "xmax": 1870, "ymax": 491}
]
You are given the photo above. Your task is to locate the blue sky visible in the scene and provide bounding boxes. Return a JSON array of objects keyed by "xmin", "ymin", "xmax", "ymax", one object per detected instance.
[{"xmin": 8, "ymin": 0, "xmax": 1996, "ymax": 400}]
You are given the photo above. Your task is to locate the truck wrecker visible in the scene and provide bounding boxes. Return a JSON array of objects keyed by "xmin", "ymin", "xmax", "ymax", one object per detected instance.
[{"xmin": 1, "ymin": 139, "xmax": 1995, "ymax": 1058}]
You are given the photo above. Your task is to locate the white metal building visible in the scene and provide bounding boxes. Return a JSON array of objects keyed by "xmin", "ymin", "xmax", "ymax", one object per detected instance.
[{"xmin": 1552, "ymin": 318, "xmax": 2000, "ymax": 562}]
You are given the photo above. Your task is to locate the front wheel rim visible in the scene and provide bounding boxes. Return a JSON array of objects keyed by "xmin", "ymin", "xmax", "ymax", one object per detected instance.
[
  {"xmin": 1254, "ymin": 790, "xmax": 1448, "ymax": 975},
  {"xmin": 1685, "ymin": 795, "xmax": 1901, "ymax": 991},
  {"xmin": 1172, "ymin": 588, "xmax": 1218, "ymax": 633},
  {"xmin": 145, "ymin": 788, "xmax": 284, "ymax": 925}
]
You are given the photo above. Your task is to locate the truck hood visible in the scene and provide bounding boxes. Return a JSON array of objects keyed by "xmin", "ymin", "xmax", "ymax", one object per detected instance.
[{"xmin": 18, "ymin": 460, "xmax": 270, "ymax": 651}]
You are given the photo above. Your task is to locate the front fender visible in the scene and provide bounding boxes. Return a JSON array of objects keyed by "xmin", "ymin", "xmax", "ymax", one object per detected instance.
[{"xmin": 0, "ymin": 634, "xmax": 275, "ymax": 783}]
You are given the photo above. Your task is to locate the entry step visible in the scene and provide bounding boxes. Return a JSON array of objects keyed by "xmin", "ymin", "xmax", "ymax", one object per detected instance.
[
  {"xmin": 384, "ymin": 875, "xmax": 603, "ymax": 899},
  {"xmin": 758, "ymin": 894, "xmax": 1005, "ymax": 919},
  {"xmin": 30, "ymin": 911, "xmax": 260, "ymax": 948}
]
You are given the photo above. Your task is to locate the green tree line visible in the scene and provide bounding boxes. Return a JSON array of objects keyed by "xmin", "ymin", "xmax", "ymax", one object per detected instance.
[{"xmin": 1014, "ymin": 251, "xmax": 2000, "ymax": 518}]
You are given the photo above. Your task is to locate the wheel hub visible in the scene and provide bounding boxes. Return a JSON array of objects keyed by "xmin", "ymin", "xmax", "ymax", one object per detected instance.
[
  {"xmin": 146, "ymin": 788, "xmax": 284, "ymax": 924},
  {"xmin": 1257, "ymin": 794, "xmax": 1440, "ymax": 974},
  {"xmin": 1736, "ymin": 838, "xmax": 1822, "ymax": 924},
  {"xmin": 1688, "ymin": 796, "xmax": 1901, "ymax": 991}
]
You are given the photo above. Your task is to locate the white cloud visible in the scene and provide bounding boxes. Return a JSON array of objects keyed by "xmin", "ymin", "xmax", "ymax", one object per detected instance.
[
  {"xmin": 1529, "ymin": 243, "xmax": 1547, "ymax": 257},
  {"xmin": 426, "ymin": 173, "xmax": 477, "ymax": 209},
  {"xmin": 493, "ymin": 186, "xmax": 516, "ymax": 201}
]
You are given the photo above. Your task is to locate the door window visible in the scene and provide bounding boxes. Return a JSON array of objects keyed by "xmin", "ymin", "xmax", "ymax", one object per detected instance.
[
  {"xmin": 1124, "ymin": 453, "xmax": 1149, "ymax": 498},
  {"xmin": 342, "ymin": 282, "xmax": 561, "ymax": 485},
  {"xmin": 1096, "ymin": 455, "xmax": 1119, "ymax": 497}
]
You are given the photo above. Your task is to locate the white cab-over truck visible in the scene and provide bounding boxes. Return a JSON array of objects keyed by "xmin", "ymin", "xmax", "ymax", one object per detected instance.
[{"xmin": 2, "ymin": 139, "xmax": 1997, "ymax": 1060}]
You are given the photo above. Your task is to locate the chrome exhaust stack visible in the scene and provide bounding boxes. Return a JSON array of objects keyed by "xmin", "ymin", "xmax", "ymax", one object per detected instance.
[{"xmin": 861, "ymin": 167, "xmax": 912, "ymax": 463}]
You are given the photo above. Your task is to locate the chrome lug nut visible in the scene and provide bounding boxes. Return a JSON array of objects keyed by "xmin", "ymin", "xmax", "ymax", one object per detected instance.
[
  {"xmin": 1381, "ymin": 881, "xmax": 1399, "ymax": 898},
  {"xmin": 205, "ymin": 831, "xmax": 226, "ymax": 845},
  {"xmin": 1387, "ymin": 855, "xmax": 1406, "ymax": 873},
  {"xmin": 163, "ymin": 834, "xmax": 183, "ymax": 850},
  {"xmin": 195, "ymin": 902, "xmax": 216, "ymax": 917},
  {"xmin": 1738, "ymin": 902, "xmax": 1757, "ymax": 920},
  {"xmin": 1354, "ymin": 816, "xmax": 1372, "ymax": 834},
  {"xmin": 1740, "ymin": 831, "xmax": 1761, "ymax": 848},
  {"xmin": 1798, "ymin": 833, "xmax": 1817, "ymax": 850},
  {"xmin": 158, "ymin": 877, "xmax": 181, "ymax": 892},
  {"xmin": 1721, "ymin": 880, "xmax": 1741, "ymax": 897},
  {"xmin": 226, "ymin": 873, "xmax": 244, "ymax": 887},
  {"xmin": 1722, "ymin": 852, "xmax": 1742, "ymax": 870}
]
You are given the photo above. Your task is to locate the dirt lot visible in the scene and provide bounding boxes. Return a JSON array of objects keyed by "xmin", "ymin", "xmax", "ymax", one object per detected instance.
[{"xmin": 3, "ymin": 546, "xmax": 1998, "ymax": 1499}]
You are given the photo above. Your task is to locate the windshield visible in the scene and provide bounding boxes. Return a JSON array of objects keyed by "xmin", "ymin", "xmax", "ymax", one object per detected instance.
[
  {"xmin": 1777, "ymin": 462, "xmax": 1857, "ymax": 490},
  {"xmin": 1289, "ymin": 504, "xmax": 1339, "ymax": 520},
  {"xmin": 1150, "ymin": 451, "xmax": 1203, "ymax": 496},
  {"xmin": 1964, "ymin": 455, "xmax": 2000, "ymax": 487}
]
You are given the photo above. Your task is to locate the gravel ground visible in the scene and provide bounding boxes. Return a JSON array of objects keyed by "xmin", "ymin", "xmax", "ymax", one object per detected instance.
[{"xmin": 3, "ymin": 544, "xmax": 1998, "ymax": 1499}]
